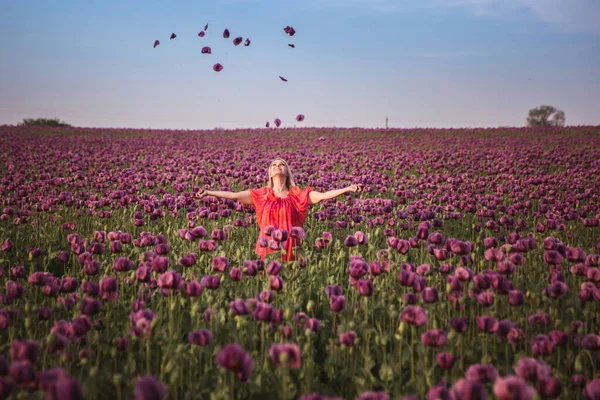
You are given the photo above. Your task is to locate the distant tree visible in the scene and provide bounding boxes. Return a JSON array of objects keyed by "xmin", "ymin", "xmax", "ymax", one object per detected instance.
[
  {"xmin": 526, "ymin": 105, "xmax": 565, "ymax": 127},
  {"xmin": 21, "ymin": 117, "xmax": 71, "ymax": 127}
]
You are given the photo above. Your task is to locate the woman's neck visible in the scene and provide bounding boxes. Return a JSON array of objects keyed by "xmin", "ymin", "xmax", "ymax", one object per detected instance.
[{"xmin": 272, "ymin": 177, "xmax": 287, "ymax": 193}]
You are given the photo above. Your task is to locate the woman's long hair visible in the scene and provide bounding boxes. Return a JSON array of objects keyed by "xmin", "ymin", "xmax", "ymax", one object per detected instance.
[{"xmin": 267, "ymin": 158, "xmax": 297, "ymax": 189}]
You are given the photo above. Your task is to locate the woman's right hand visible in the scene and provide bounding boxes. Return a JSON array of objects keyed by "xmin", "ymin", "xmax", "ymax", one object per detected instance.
[{"xmin": 195, "ymin": 189, "xmax": 208, "ymax": 199}]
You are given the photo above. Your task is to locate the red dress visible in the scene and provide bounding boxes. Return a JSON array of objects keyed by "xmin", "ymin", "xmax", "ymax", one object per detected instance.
[{"xmin": 250, "ymin": 186, "xmax": 313, "ymax": 261}]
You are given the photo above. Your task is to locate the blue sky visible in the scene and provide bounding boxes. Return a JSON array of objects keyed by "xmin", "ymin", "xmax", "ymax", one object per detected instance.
[{"xmin": 1, "ymin": 0, "xmax": 598, "ymax": 129}]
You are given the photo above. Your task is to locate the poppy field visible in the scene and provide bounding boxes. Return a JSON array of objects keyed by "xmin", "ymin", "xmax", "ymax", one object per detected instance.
[{"xmin": 0, "ymin": 124, "xmax": 600, "ymax": 400}]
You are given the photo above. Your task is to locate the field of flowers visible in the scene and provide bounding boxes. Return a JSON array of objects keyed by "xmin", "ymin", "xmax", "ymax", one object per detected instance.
[{"xmin": 0, "ymin": 124, "xmax": 599, "ymax": 400}]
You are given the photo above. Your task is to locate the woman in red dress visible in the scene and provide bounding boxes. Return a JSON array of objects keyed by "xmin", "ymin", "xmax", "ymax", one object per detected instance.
[{"xmin": 195, "ymin": 158, "xmax": 363, "ymax": 261}]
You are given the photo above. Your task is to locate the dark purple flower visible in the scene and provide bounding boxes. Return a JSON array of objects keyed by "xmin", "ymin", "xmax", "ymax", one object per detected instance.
[
  {"xmin": 134, "ymin": 375, "xmax": 166, "ymax": 400},
  {"xmin": 357, "ymin": 279, "xmax": 374, "ymax": 296},
  {"xmin": 493, "ymin": 376, "xmax": 535, "ymax": 400},
  {"xmin": 339, "ymin": 331, "xmax": 357, "ymax": 346},
  {"xmin": 188, "ymin": 329, "xmax": 213, "ymax": 346},
  {"xmin": 436, "ymin": 352, "xmax": 456, "ymax": 369},
  {"xmin": 215, "ymin": 344, "xmax": 254, "ymax": 382},
  {"xmin": 421, "ymin": 329, "xmax": 447, "ymax": 348},
  {"xmin": 10, "ymin": 339, "xmax": 39, "ymax": 363},
  {"xmin": 269, "ymin": 343, "xmax": 301, "ymax": 368},
  {"xmin": 81, "ymin": 297, "xmax": 101, "ymax": 316},
  {"xmin": 465, "ymin": 364, "xmax": 498, "ymax": 383},
  {"xmin": 399, "ymin": 306, "xmax": 428, "ymax": 326},
  {"xmin": 211, "ymin": 256, "xmax": 229, "ymax": 272},
  {"xmin": 329, "ymin": 295, "xmax": 346, "ymax": 312},
  {"xmin": 46, "ymin": 377, "xmax": 85, "ymax": 400},
  {"xmin": 514, "ymin": 357, "xmax": 551, "ymax": 382},
  {"xmin": 450, "ymin": 379, "xmax": 487, "ymax": 400}
]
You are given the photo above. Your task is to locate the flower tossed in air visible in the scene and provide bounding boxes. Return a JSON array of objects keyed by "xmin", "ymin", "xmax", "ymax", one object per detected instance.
[
  {"xmin": 296, "ymin": 114, "xmax": 304, "ymax": 122},
  {"xmin": 170, "ymin": 33, "xmax": 176, "ymax": 40},
  {"xmin": 269, "ymin": 343, "xmax": 301, "ymax": 369},
  {"xmin": 153, "ymin": 40, "xmax": 159, "ymax": 48},
  {"xmin": 215, "ymin": 344, "xmax": 254, "ymax": 382},
  {"xmin": 274, "ymin": 118, "xmax": 282, "ymax": 128},
  {"xmin": 213, "ymin": 63, "xmax": 224, "ymax": 72},
  {"xmin": 283, "ymin": 26, "xmax": 296, "ymax": 36},
  {"xmin": 233, "ymin": 37, "xmax": 243, "ymax": 46},
  {"xmin": 201, "ymin": 46, "xmax": 212, "ymax": 54},
  {"xmin": 223, "ymin": 29, "xmax": 230, "ymax": 38}
]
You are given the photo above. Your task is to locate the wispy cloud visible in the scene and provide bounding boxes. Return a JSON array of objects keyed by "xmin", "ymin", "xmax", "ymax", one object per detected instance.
[
  {"xmin": 316, "ymin": 0, "xmax": 600, "ymax": 34},
  {"xmin": 408, "ymin": 50, "xmax": 482, "ymax": 58}
]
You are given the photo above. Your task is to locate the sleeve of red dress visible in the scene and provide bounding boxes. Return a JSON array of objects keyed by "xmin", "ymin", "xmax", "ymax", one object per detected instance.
[
  {"xmin": 290, "ymin": 186, "xmax": 313, "ymax": 226},
  {"xmin": 250, "ymin": 187, "xmax": 268, "ymax": 225}
]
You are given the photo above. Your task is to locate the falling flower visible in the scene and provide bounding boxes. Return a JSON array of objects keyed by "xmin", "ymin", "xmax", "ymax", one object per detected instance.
[
  {"xmin": 233, "ymin": 37, "xmax": 243, "ymax": 46},
  {"xmin": 244, "ymin": 38, "xmax": 251, "ymax": 46},
  {"xmin": 283, "ymin": 26, "xmax": 296, "ymax": 36},
  {"xmin": 198, "ymin": 31, "xmax": 205, "ymax": 37},
  {"xmin": 279, "ymin": 76, "xmax": 288, "ymax": 82},
  {"xmin": 274, "ymin": 118, "xmax": 282, "ymax": 127},
  {"xmin": 153, "ymin": 40, "xmax": 160, "ymax": 48},
  {"xmin": 202, "ymin": 46, "xmax": 212, "ymax": 54},
  {"xmin": 213, "ymin": 63, "xmax": 224, "ymax": 72},
  {"xmin": 288, "ymin": 44, "xmax": 295, "ymax": 48},
  {"xmin": 223, "ymin": 29, "xmax": 230, "ymax": 39},
  {"xmin": 296, "ymin": 114, "xmax": 305, "ymax": 122},
  {"xmin": 170, "ymin": 33, "xmax": 176, "ymax": 40}
]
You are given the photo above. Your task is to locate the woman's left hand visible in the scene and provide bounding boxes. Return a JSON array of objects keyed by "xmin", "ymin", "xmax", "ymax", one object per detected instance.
[{"xmin": 348, "ymin": 184, "xmax": 364, "ymax": 193}]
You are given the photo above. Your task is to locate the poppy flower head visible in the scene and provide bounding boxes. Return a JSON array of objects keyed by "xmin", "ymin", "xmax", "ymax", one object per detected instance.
[
  {"xmin": 233, "ymin": 37, "xmax": 243, "ymax": 46},
  {"xmin": 223, "ymin": 29, "xmax": 230, "ymax": 39},
  {"xmin": 153, "ymin": 40, "xmax": 160, "ymax": 48},
  {"xmin": 213, "ymin": 63, "xmax": 223, "ymax": 72},
  {"xmin": 283, "ymin": 26, "xmax": 296, "ymax": 36},
  {"xmin": 198, "ymin": 31, "xmax": 205, "ymax": 38},
  {"xmin": 170, "ymin": 33, "xmax": 176, "ymax": 40}
]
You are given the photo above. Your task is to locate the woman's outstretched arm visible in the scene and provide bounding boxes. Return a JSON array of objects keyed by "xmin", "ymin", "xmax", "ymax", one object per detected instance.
[
  {"xmin": 196, "ymin": 189, "xmax": 254, "ymax": 205},
  {"xmin": 308, "ymin": 184, "xmax": 363, "ymax": 205}
]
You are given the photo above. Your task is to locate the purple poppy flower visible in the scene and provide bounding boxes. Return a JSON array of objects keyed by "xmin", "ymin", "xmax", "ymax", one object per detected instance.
[
  {"xmin": 113, "ymin": 257, "xmax": 134, "ymax": 272},
  {"xmin": 189, "ymin": 329, "xmax": 213, "ymax": 346},
  {"xmin": 269, "ymin": 343, "xmax": 301, "ymax": 369},
  {"xmin": 357, "ymin": 279, "xmax": 374, "ymax": 296},
  {"xmin": 339, "ymin": 331, "xmax": 357, "ymax": 346},
  {"xmin": 493, "ymin": 376, "xmax": 535, "ymax": 400},
  {"xmin": 450, "ymin": 379, "xmax": 487, "ymax": 400},
  {"xmin": 223, "ymin": 29, "xmax": 230, "ymax": 38},
  {"xmin": 399, "ymin": 305, "xmax": 428, "ymax": 326},
  {"xmin": 296, "ymin": 114, "xmax": 305, "ymax": 122},
  {"xmin": 465, "ymin": 364, "xmax": 498, "ymax": 384},
  {"xmin": 213, "ymin": 63, "xmax": 224, "ymax": 72},
  {"xmin": 134, "ymin": 375, "xmax": 166, "ymax": 400},
  {"xmin": 215, "ymin": 344, "xmax": 254, "ymax": 382},
  {"xmin": 436, "ymin": 352, "xmax": 456, "ymax": 369},
  {"xmin": 170, "ymin": 33, "xmax": 176, "ymax": 40},
  {"xmin": 233, "ymin": 37, "xmax": 243, "ymax": 46}
]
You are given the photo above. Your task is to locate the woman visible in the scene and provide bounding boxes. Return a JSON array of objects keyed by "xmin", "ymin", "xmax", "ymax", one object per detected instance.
[{"xmin": 196, "ymin": 158, "xmax": 363, "ymax": 261}]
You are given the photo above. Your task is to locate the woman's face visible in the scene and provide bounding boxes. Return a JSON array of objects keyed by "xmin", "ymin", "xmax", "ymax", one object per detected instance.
[{"xmin": 270, "ymin": 159, "xmax": 287, "ymax": 178}]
